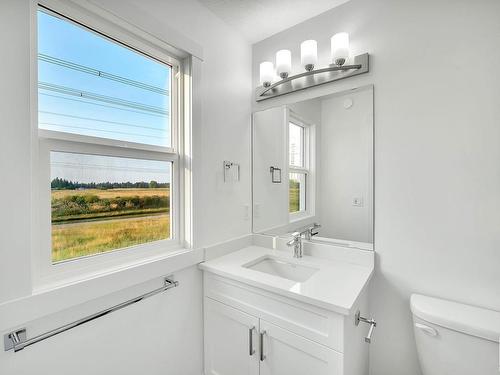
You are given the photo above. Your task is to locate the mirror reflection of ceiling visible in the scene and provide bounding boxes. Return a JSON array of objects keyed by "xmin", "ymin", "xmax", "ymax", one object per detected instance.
[{"xmin": 197, "ymin": 0, "xmax": 351, "ymax": 43}]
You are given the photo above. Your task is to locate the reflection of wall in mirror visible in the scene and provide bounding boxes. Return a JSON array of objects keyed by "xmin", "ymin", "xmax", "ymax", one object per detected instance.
[
  {"xmin": 252, "ymin": 106, "xmax": 289, "ymax": 232},
  {"xmin": 318, "ymin": 88, "xmax": 373, "ymax": 243}
]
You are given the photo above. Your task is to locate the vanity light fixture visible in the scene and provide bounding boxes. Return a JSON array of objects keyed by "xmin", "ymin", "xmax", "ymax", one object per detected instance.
[
  {"xmin": 276, "ymin": 49, "xmax": 292, "ymax": 79},
  {"xmin": 256, "ymin": 32, "xmax": 369, "ymax": 101},
  {"xmin": 300, "ymin": 40, "xmax": 318, "ymax": 71},
  {"xmin": 259, "ymin": 61, "xmax": 274, "ymax": 88}
]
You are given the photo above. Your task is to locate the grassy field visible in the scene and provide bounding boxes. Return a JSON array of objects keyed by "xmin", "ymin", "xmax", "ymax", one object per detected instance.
[
  {"xmin": 52, "ymin": 188, "xmax": 169, "ymax": 199},
  {"xmin": 51, "ymin": 207, "xmax": 168, "ymax": 224},
  {"xmin": 52, "ymin": 214, "xmax": 169, "ymax": 262},
  {"xmin": 289, "ymin": 179, "xmax": 300, "ymax": 213},
  {"xmin": 289, "ymin": 187, "xmax": 299, "ymax": 212},
  {"xmin": 51, "ymin": 188, "xmax": 170, "ymax": 262}
]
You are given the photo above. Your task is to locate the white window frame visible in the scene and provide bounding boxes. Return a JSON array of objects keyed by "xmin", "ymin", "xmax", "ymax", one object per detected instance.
[
  {"xmin": 31, "ymin": 1, "xmax": 189, "ymax": 288},
  {"xmin": 287, "ymin": 111, "xmax": 315, "ymax": 222}
]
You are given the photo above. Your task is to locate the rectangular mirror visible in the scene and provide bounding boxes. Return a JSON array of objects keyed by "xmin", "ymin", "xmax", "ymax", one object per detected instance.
[{"xmin": 252, "ymin": 85, "xmax": 374, "ymax": 249}]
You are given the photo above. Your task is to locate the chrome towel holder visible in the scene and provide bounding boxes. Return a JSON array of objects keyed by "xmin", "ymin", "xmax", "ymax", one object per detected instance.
[
  {"xmin": 4, "ymin": 276, "xmax": 179, "ymax": 352},
  {"xmin": 355, "ymin": 310, "xmax": 377, "ymax": 343}
]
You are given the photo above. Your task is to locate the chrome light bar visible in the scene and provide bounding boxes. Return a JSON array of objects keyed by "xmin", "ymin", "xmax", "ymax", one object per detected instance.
[{"xmin": 256, "ymin": 53, "xmax": 369, "ymax": 102}]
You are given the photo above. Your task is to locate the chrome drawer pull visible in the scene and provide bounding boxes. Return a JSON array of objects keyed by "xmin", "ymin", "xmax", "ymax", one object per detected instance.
[
  {"xmin": 259, "ymin": 330, "xmax": 266, "ymax": 361},
  {"xmin": 249, "ymin": 326, "xmax": 255, "ymax": 356}
]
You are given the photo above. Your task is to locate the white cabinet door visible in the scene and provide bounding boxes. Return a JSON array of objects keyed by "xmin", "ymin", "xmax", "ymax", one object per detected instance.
[
  {"xmin": 259, "ymin": 320, "xmax": 343, "ymax": 375},
  {"xmin": 204, "ymin": 297, "xmax": 260, "ymax": 375}
]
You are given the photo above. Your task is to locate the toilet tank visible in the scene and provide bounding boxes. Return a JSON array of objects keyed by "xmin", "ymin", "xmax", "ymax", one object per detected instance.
[{"xmin": 411, "ymin": 294, "xmax": 500, "ymax": 375}]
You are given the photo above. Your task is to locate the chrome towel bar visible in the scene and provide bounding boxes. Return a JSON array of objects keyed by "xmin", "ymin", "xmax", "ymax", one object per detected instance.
[{"xmin": 4, "ymin": 276, "xmax": 179, "ymax": 352}]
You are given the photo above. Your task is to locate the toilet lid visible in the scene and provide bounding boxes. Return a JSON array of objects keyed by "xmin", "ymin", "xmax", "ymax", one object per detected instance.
[{"xmin": 411, "ymin": 294, "xmax": 500, "ymax": 343}]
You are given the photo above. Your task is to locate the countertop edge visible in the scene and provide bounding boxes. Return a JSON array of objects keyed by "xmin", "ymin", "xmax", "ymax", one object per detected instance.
[{"xmin": 199, "ymin": 262, "xmax": 366, "ymax": 316}]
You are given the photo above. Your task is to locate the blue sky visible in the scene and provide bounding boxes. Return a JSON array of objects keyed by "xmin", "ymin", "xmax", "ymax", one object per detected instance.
[{"xmin": 39, "ymin": 10, "xmax": 172, "ymax": 184}]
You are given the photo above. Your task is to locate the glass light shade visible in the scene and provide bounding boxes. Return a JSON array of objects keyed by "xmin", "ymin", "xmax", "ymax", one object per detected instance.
[
  {"xmin": 300, "ymin": 40, "xmax": 318, "ymax": 71},
  {"xmin": 331, "ymin": 32, "xmax": 349, "ymax": 65},
  {"xmin": 259, "ymin": 61, "xmax": 274, "ymax": 87},
  {"xmin": 275, "ymin": 49, "xmax": 292, "ymax": 78}
]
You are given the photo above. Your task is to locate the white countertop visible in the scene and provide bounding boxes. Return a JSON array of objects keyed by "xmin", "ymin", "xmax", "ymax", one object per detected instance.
[{"xmin": 199, "ymin": 246, "xmax": 374, "ymax": 315}]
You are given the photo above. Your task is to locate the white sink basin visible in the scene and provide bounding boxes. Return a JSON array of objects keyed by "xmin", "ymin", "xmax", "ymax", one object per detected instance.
[{"xmin": 243, "ymin": 256, "xmax": 318, "ymax": 282}]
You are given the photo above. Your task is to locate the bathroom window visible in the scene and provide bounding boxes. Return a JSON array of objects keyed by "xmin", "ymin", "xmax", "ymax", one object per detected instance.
[
  {"xmin": 50, "ymin": 152, "xmax": 172, "ymax": 262},
  {"xmin": 36, "ymin": 6, "xmax": 184, "ymax": 274},
  {"xmin": 288, "ymin": 117, "xmax": 311, "ymax": 217}
]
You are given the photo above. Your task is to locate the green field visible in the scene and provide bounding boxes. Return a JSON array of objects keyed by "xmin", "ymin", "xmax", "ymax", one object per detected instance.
[
  {"xmin": 51, "ymin": 188, "xmax": 170, "ymax": 262},
  {"xmin": 52, "ymin": 214, "xmax": 169, "ymax": 262},
  {"xmin": 289, "ymin": 180, "xmax": 300, "ymax": 213},
  {"xmin": 52, "ymin": 188, "xmax": 169, "ymax": 199}
]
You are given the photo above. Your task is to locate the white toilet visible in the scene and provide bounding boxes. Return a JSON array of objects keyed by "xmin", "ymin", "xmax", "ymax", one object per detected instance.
[{"xmin": 411, "ymin": 294, "xmax": 500, "ymax": 375}]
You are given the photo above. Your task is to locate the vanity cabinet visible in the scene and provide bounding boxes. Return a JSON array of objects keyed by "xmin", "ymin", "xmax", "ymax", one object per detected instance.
[
  {"xmin": 203, "ymin": 272, "xmax": 370, "ymax": 375},
  {"xmin": 259, "ymin": 319, "xmax": 343, "ymax": 375},
  {"xmin": 205, "ymin": 297, "xmax": 342, "ymax": 375},
  {"xmin": 204, "ymin": 298, "xmax": 259, "ymax": 375}
]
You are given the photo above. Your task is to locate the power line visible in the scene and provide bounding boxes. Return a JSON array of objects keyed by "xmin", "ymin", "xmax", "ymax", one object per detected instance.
[
  {"xmin": 39, "ymin": 82, "xmax": 168, "ymax": 116},
  {"xmin": 39, "ymin": 110, "xmax": 168, "ymax": 133},
  {"xmin": 39, "ymin": 53, "xmax": 169, "ymax": 96},
  {"xmin": 51, "ymin": 161, "xmax": 170, "ymax": 174},
  {"xmin": 40, "ymin": 92, "xmax": 167, "ymax": 118}
]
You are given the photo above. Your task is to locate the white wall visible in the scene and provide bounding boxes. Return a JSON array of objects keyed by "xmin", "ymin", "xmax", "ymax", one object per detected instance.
[
  {"xmin": 252, "ymin": 106, "xmax": 289, "ymax": 232},
  {"xmin": 0, "ymin": 0, "xmax": 251, "ymax": 374},
  {"xmin": 0, "ymin": 266, "xmax": 203, "ymax": 375},
  {"xmin": 252, "ymin": 0, "xmax": 500, "ymax": 374},
  {"xmin": 0, "ymin": 0, "xmax": 32, "ymax": 304},
  {"xmin": 319, "ymin": 88, "xmax": 373, "ymax": 243}
]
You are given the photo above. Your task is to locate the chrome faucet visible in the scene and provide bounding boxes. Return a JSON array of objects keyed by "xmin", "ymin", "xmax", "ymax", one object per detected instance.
[
  {"xmin": 287, "ymin": 232, "xmax": 303, "ymax": 258},
  {"xmin": 303, "ymin": 223, "xmax": 321, "ymax": 240}
]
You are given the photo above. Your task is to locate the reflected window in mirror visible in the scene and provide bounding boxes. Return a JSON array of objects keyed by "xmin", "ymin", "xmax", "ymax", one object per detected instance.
[
  {"xmin": 289, "ymin": 122, "xmax": 304, "ymax": 167},
  {"xmin": 289, "ymin": 172, "xmax": 306, "ymax": 213},
  {"xmin": 288, "ymin": 116, "xmax": 312, "ymax": 219}
]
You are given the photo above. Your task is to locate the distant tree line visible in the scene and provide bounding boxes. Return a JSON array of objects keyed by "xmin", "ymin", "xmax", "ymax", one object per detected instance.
[
  {"xmin": 51, "ymin": 178, "xmax": 169, "ymax": 190},
  {"xmin": 52, "ymin": 194, "xmax": 169, "ymax": 220}
]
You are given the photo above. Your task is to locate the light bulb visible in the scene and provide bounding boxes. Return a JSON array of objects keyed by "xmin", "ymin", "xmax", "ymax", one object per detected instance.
[
  {"xmin": 331, "ymin": 32, "xmax": 349, "ymax": 66},
  {"xmin": 259, "ymin": 61, "xmax": 274, "ymax": 87},
  {"xmin": 275, "ymin": 50, "xmax": 291, "ymax": 79},
  {"xmin": 300, "ymin": 40, "xmax": 317, "ymax": 71}
]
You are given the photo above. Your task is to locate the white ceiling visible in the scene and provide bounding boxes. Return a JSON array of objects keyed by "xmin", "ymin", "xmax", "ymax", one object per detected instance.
[{"xmin": 197, "ymin": 0, "xmax": 351, "ymax": 43}]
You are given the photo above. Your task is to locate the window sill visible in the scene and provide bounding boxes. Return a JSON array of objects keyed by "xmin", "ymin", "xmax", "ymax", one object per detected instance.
[
  {"xmin": 0, "ymin": 247, "xmax": 203, "ymax": 332},
  {"xmin": 34, "ymin": 236, "xmax": 186, "ymax": 289}
]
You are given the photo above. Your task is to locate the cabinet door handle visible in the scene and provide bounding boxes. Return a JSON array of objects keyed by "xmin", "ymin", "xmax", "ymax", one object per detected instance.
[
  {"xmin": 259, "ymin": 330, "xmax": 266, "ymax": 361},
  {"xmin": 248, "ymin": 326, "xmax": 255, "ymax": 356}
]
